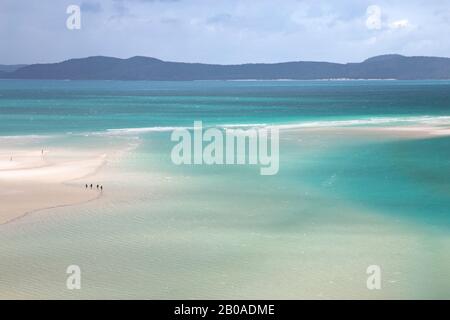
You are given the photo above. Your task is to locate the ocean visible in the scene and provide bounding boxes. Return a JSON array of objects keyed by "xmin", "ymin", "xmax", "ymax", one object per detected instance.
[
  {"xmin": 1, "ymin": 79, "xmax": 450, "ymax": 135},
  {"xmin": 0, "ymin": 80, "xmax": 449, "ymax": 298}
]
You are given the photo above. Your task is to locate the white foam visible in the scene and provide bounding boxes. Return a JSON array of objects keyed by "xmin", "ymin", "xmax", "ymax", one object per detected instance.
[
  {"xmin": 76, "ymin": 126, "xmax": 191, "ymax": 137},
  {"xmin": 265, "ymin": 116, "xmax": 450, "ymax": 130},
  {"xmin": 76, "ymin": 115, "xmax": 450, "ymax": 137},
  {"xmin": 106, "ymin": 126, "xmax": 190, "ymax": 134},
  {"xmin": 0, "ymin": 134, "xmax": 52, "ymax": 141},
  {"xmin": 214, "ymin": 116, "xmax": 450, "ymax": 131},
  {"xmin": 220, "ymin": 123, "xmax": 268, "ymax": 128}
]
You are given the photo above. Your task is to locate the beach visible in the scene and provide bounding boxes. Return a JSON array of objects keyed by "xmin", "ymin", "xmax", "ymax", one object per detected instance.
[{"xmin": 0, "ymin": 143, "xmax": 108, "ymax": 225}]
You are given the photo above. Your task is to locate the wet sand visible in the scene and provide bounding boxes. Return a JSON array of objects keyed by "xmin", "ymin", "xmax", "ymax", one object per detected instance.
[{"xmin": 0, "ymin": 148, "xmax": 107, "ymax": 225}]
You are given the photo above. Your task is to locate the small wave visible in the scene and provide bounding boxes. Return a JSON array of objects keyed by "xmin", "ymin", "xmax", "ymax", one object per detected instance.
[
  {"xmin": 0, "ymin": 134, "xmax": 53, "ymax": 140},
  {"xmin": 75, "ymin": 126, "xmax": 191, "ymax": 137},
  {"xmin": 106, "ymin": 126, "xmax": 190, "ymax": 134},
  {"xmin": 81, "ymin": 115, "xmax": 450, "ymax": 137},
  {"xmin": 102, "ymin": 123, "xmax": 270, "ymax": 135},
  {"xmin": 265, "ymin": 116, "xmax": 450, "ymax": 130},
  {"xmin": 211, "ymin": 116, "xmax": 450, "ymax": 130},
  {"xmin": 220, "ymin": 123, "xmax": 268, "ymax": 128}
]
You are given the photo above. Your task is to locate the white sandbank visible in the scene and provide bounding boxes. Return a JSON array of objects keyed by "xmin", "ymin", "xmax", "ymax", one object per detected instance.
[{"xmin": 0, "ymin": 148, "xmax": 107, "ymax": 225}]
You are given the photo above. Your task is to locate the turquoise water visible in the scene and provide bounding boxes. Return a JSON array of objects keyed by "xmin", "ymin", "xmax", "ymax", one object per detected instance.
[
  {"xmin": 284, "ymin": 134, "xmax": 450, "ymax": 227},
  {"xmin": 0, "ymin": 80, "xmax": 449, "ymax": 298},
  {"xmin": 130, "ymin": 129, "xmax": 450, "ymax": 229},
  {"xmin": 1, "ymin": 80, "xmax": 450, "ymax": 135}
]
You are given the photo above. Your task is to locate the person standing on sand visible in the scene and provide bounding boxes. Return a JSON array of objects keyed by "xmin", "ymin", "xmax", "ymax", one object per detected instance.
[
  {"xmin": 100, "ymin": 185, "xmax": 103, "ymax": 192},
  {"xmin": 90, "ymin": 184, "xmax": 93, "ymax": 189},
  {"xmin": 85, "ymin": 184, "xmax": 88, "ymax": 189}
]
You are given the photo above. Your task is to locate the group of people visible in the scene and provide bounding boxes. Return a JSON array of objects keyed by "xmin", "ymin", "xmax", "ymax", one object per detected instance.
[{"xmin": 86, "ymin": 183, "xmax": 103, "ymax": 192}]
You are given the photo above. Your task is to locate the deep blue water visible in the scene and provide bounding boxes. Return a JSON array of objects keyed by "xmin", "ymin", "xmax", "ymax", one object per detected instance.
[{"xmin": 0, "ymin": 79, "xmax": 449, "ymax": 135}]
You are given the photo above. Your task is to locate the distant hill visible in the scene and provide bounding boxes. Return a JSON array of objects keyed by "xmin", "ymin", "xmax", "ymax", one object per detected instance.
[
  {"xmin": 2, "ymin": 55, "xmax": 450, "ymax": 80},
  {"xmin": 0, "ymin": 64, "xmax": 27, "ymax": 72}
]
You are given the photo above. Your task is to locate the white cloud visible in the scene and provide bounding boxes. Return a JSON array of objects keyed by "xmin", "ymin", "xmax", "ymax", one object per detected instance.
[
  {"xmin": 366, "ymin": 5, "xmax": 412, "ymax": 32},
  {"xmin": 389, "ymin": 19, "xmax": 410, "ymax": 29},
  {"xmin": 1, "ymin": 0, "xmax": 449, "ymax": 64}
]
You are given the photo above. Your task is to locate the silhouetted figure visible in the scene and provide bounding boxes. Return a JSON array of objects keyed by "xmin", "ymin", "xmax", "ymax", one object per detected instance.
[
  {"xmin": 85, "ymin": 184, "xmax": 88, "ymax": 189},
  {"xmin": 96, "ymin": 184, "xmax": 99, "ymax": 189},
  {"xmin": 90, "ymin": 184, "xmax": 93, "ymax": 189},
  {"xmin": 100, "ymin": 185, "xmax": 103, "ymax": 192}
]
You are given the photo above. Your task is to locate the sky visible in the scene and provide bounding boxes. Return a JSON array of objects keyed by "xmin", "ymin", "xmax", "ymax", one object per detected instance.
[{"xmin": 1, "ymin": 0, "xmax": 450, "ymax": 65}]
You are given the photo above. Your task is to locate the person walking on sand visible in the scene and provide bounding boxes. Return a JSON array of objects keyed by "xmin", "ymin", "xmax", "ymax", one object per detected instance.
[
  {"xmin": 96, "ymin": 184, "xmax": 99, "ymax": 189},
  {"xmin": 90, "ymin": 184, "xmax": 93, "ymax": 189},
  {"xmin": 100, "ymin": 185, "xmax": 103, "ymax": 192},
  {"xmin": 85, "ymin": 184, "xmax": 88, "ymax": 189}
]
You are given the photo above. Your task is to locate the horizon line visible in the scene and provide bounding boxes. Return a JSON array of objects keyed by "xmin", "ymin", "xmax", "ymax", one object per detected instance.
[{"xmin": 3, "ymin": 53, "xmax": 450, "ymax": 67}]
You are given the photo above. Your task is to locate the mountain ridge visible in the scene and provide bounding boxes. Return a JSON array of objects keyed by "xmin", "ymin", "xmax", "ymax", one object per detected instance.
[
  {"xmin": 0, "ymin": 64, "xmax": 27, "ymax": 72},
  {"xmin": 2, "ymin": 54, "xmax": 450, "ymax": 80}
]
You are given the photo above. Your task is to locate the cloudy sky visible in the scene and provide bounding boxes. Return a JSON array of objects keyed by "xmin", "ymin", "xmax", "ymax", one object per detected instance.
[{"xmin": 1, "ymin": 0, "xmax": 450, "ymax": 64}]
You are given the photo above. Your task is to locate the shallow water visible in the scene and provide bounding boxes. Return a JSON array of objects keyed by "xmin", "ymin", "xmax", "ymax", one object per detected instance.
[{"xmin": 0, "ymin": 80, "xmax": 449, "ymax": 298}]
